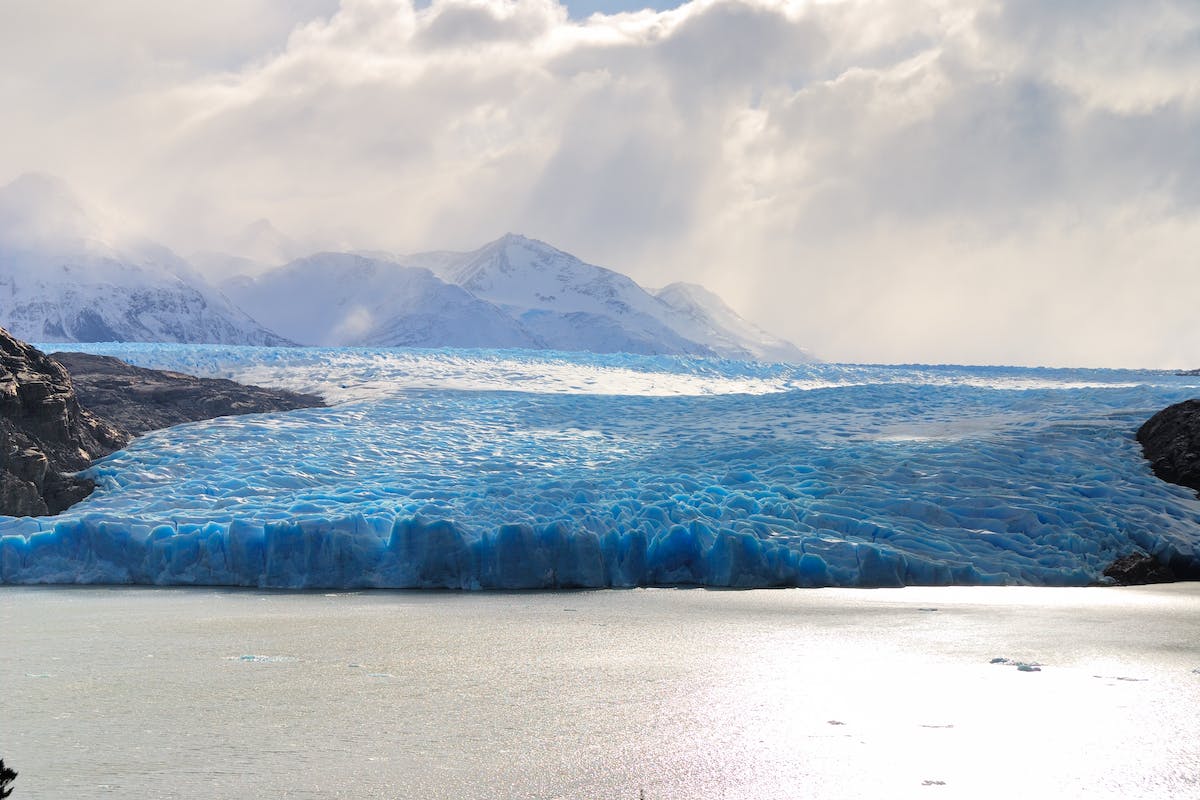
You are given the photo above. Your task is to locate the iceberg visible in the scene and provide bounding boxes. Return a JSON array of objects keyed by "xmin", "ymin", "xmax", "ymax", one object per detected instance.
[{"xmin": 3, "ymin": 344, "xmax": 1200, "ymax": 589}]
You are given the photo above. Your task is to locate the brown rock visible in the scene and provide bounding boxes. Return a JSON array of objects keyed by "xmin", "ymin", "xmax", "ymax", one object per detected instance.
[
  {"xmin": 0, "ymin": 326, "xmax": 127, "ymax": 515},
  {"xmin": 1, "ymin": 330, "xmax": 325, "ymax": 517},
  {"xmin": 50, "ymin": 351, "xmax": 324, "ymax": 438}
]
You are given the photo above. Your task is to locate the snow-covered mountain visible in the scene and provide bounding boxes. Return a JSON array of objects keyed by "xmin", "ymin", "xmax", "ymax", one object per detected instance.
[
  {"xmin": 222, "ymin": 252, "xmax": 540, "ymax": 349},
  {"xmin": 225, "ymin": 234, "xmax": 812, "ymax": 360},
  {"xmin": 424, "ymin": 234, "xmax": 715, "ymax": 357},
  {"xmin": 655, "ymin": 282, "xmax": 816, "ymax": 363},
  {"xmin": 223, "ymin": 233, "xmax": 812, "ymax": 360},
  {"xmin": 420, "ymin": 234, "xmax": 814, "ymax": 361},
  {"xmin": 1, "ymin": 177, "xmax": 811, "ymax": 360},
  {"xmin": 0, "ymin": 174, "xmax": 291, "ymax": 346}
]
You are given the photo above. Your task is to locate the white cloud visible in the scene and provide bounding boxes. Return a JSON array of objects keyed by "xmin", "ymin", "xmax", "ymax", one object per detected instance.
[{"xmin": 1, "ymin": 0, "xmax": 1198, "ymax": 366}]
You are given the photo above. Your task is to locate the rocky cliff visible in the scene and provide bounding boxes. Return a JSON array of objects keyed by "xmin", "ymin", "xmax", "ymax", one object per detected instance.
[
  {"xmin": 1137, "ymin": 400, "xmax": 1200, "ymax": 495},
  {"xmin": 0, "ymin": 328, "xmax": 127, "ymax": 515},
  {"xmin": 1, "ymin": 328, "xmax": 326, "ymax": 517},
  {"xmin": 1126, "ymin": 401, "xmax": 1200, "ymax": 583}
]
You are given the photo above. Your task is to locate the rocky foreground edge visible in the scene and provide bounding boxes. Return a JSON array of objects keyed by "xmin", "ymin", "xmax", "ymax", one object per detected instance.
[
  {"xmin": 1111, "ymin": 400, "xmax": 1200, "ymax": 584},
  {"xmin": 1137, "ymin": 400, "xmax": 1200, "ymax": 496},
  {"xmin": 0, "ymin": 327, "xmax": 323, "ymax": 516}
]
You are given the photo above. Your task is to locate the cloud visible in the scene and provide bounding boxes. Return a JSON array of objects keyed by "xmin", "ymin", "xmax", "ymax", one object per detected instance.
[
  {"xmin": 418, "ymin": 0, "xmax": 565, "ymax": 46},
  {"xmin": 1, "ymin": 0, "xmax": 1198, "ymax": 366}
]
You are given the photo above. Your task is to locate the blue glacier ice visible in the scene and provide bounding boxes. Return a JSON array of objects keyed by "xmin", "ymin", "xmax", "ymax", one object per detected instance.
[{"xmin": 3, "ymin": 343, "xmax": 1200, "ymax": 589}]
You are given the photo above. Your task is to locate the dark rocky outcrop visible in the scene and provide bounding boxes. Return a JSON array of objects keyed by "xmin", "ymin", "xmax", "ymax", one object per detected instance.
[
  {"xmin": 0, "ymin": 329, "xmax": 127, "ymax": 515},
  {"xmin": 1137, "ymin": 399, "xmax": 1200, "ymax": 494},
  {"xmin": 1, "ymin": 326, "xmax": 326, "ymax": 517},
  {"xmin": 51, "ymin": 351, "xmax": 324, "ymax": 438},
  {"xmin": 1130, "ymin": 401, "xmax": 1200, "ymax": 583},
  {"xmin": 1102, "ymin": 552, "xmax": 1181, "ymax": 585}
]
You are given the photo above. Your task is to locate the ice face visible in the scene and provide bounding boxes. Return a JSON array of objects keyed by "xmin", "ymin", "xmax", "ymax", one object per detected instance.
[{"xmin": 2, "ymin": 344, "xmax": 1199, "ymax": 589}]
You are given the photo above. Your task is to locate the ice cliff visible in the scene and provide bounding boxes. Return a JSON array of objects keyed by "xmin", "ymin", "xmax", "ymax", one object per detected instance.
[{"xmin": 3, "ymin": 344, "xmax": 1200, "ymax": 589}]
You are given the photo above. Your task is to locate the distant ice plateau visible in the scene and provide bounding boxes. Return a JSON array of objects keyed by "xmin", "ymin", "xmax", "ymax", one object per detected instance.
[{"xmin": 2, "ymin": 344, "xmax": 1199, "ymax": 590}]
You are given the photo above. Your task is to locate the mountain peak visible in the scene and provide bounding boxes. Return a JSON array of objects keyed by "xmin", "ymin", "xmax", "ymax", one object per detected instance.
[
  {"xmin": 658, "ymin": 281, "xmax": 719, "ymax": 301},
  {"xmin": 484, "ymin": 232, "xmax": 578, "ymax": 255},
  {"xmin": 488, "ymin": 232, "xmax": 555, "ymax": 252},
  {"xmin": 449, "ymin": 231, "xmax": 602, "ymax": 292}
]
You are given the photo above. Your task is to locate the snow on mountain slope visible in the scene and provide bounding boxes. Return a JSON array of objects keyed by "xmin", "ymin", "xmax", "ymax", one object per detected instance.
[
  {"xmin": 441, "ymin": 234, "xmax": 667, "ymax": 319},
  {"xmin": 425, "ymin": 234, "xmax": 716, "ymax": 357},
  {"xmin": 1, "ymin": 252, "xmax": 291, "ymax": 346},
  {"xmin": 511, "ymin": 309, "xmax": 695, "ymax": 357},
  {"xmin": 1, "ymin": 178, "xmax": 811, "ymax": 360},
  {"xmin": 0, "ymin": 174, "xmax": 291, "ymax": 346},
  {"xmin": 396, "ymin": 248, "xmax": 473, "ymax": 276},
  {"xmin": 423, "ymin": 234, "xmax": 811, "ymax": 361},
  {"xmin": 229, "ymin": 237, "xmax": 813, "ymax": 359},
  {"xmin": 222, "ymin": 252, "xmax": 541, "ymax": 348},
  {"xmin": 656, "ymin": 282, "xmax": 817, "ymax": 363}
]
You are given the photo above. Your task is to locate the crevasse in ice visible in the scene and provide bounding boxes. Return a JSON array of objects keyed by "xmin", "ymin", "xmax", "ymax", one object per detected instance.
[{"xmin": 2, "ymin": 344, "xmax": 1199, "ymax": 589}]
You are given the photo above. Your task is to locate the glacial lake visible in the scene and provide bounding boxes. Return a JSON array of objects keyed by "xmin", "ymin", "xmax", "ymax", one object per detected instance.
[{"xmin": 3, "ymin": 584, "xmax": 1199, "ymax": 799}]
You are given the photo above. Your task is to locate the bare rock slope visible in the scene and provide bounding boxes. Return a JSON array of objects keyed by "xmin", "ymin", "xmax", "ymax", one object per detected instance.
[
  {"xmin": 51, "ymin": 351, "xmax": 324, "ymax": 437},
  {"xmin": 1123, "ymin": 400, "xmax": 1200, "ymax": 583},
  {"xmin": 1137, "ymin": 400, "xmax": 1200, "ymax": 495},
  {"xmin": 0, "ymin": 328, "xmax": 127, "ymax": 515},
  {"xmin": 0, "ymin": 327, "xmax": 324, "ymax": 517}
]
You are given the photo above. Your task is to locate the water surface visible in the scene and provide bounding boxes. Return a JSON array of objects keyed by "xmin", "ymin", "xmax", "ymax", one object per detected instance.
[{"xmin": 4, "ymin": 585, "xmax": 1199, "ymax": 798}]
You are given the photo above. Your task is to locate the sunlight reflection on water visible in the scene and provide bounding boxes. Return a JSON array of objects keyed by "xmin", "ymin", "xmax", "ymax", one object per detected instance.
[{"xmin": 3, "ymin": 584, "xmax": 1199, "ymax": 799}]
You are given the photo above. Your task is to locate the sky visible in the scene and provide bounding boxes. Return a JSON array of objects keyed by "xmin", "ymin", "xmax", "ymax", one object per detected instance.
[{"xmin": 1, "ymin": 0, "xmax": 1198, "ymax": 367}]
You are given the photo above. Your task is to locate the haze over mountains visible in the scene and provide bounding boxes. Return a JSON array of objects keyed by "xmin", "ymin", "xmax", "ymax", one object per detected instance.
[
  {"xmin": 0, "ymin": 174, "xmax": 289, "ymax": 347},
  {"xmin": 0, "ymin": 174, "xmax": 813, "ymax": 362}
]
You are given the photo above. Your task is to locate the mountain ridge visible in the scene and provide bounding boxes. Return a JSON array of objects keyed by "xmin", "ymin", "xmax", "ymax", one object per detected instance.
[
  {"xmin": 0, "ymin": 175, "xmax": 813, "ymax": 361},
  {"xmin": 0, "ymin": 174, "xmax": 293, "ymax": 347}
]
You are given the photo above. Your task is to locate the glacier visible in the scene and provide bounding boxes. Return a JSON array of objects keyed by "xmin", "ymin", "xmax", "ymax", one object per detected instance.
[{"xmin": 3, "ymin": 343, "xmax": 1200, "ymax": 589}]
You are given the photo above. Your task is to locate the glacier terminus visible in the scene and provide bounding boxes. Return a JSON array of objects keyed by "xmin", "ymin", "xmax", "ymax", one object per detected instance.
[{"xmin": 2, "ymin": 344, "xmax": 1198, "ymax": 590}]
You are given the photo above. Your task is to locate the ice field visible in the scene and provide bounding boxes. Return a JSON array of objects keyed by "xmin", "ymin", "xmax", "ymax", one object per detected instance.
[{"xmin": 3, "ymin": 344, "xmax": 1200, "ymax": 589}]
